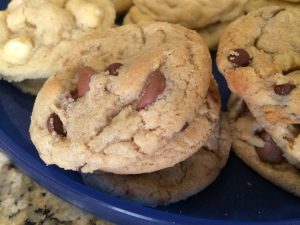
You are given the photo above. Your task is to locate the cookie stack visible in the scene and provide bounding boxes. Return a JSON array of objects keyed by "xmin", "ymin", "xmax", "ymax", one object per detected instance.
[
  {"xmin": 0, "ymin": 0, "xmax": 116, "ymax": 94},
  {"xmin": 30, "ymin": 22, "xmax": 231, "ymax": 206},
  {"xmin": 217, "ymin": 7, "xmax": 300, "ymax": 196}
]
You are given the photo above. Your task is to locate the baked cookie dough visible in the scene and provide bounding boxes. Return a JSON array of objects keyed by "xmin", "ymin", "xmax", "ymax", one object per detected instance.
[
  {"xmin": 244, "ymin": 0, "xmax": 300, "ymax": 13},
  {"xmin": 124, "ymin": 0, "xmax": 247, "ymax": 29},
  {"xmin": 197, "ymin": 22, "xmax": 230, "ymax": 50},
  {"xmin": 217, "ymin": 6, "xmax": 300, "ymax": 168},
  {"xmin": 0, "ymin": 0, "xmax": 116, "ymax": 82},
  {"xmin": 30, "ymin": 22, "xmax": 216, "ymax": 174},
  {"xmin": 13, "ymin": 79, "xmax": 45, "ymax": 95},
  {"xmin": 228, "ymin": 95, "xmax": 300, "ymax": 197},
  {"xmin": 111, "ymin": 0, "xmax": 132, "ymax": 14},
  {"xmin": 124, "ymin": 0, "xmax": 247, "ymax": 49},
  {"xmin": 82, "ymin": 115, "xmax": 231, "ymax": 207}
]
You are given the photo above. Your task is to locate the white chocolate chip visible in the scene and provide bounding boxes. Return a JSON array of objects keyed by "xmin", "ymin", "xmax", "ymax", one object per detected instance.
[
  {"xmin": 3, "ymin": 36, "xmax": 33, "ymax": 65},
  {"xmin": 66, "ymin": 0, "xmax": 103, "ymax": 28}
]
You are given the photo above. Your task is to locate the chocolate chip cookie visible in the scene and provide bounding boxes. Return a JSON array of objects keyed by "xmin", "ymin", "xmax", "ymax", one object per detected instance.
[
  {"xmin": 228, "ymin": 95, "xmax": 300, "ymax": 197},
  {"xmin": 217, "ymin": 6, "xmax": 300, "ymax": 168},
  {"xmin": 0, "ymin": 0, "xmax": 115, "ymax": 82},
  {"xmin": 30, "ymin": 22, "xmax": 216, "ymax": 174},
  {"xmin": 82, "ymin": 115, "xmax": 231, "ymax": 207}
]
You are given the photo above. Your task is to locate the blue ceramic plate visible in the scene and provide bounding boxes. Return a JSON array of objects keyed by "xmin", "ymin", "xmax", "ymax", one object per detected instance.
[{"xmin": 1, "ymin": 1, "xmax": 300, "ymax": 224}]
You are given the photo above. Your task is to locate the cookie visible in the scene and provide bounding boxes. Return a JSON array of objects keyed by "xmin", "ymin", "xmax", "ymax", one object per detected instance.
[
  {"xmin": 30, "ymin": 22, "xmax": 216, "ymax": 174},
  {"xmin": 13, "ymin": 79, "xmax": 45, "ymax": 95},
  {"xmin": 111, "ymin": 0, "xmax": 132, "ymax": 14},
  {"xmin": 82, "ymin": 114, "xmax": 231, "ymax": 207},
  {"xmin": 124, "ymin": 0, "xmax": 247, "ymax": 49},
  {"xmin": 197, "ymin": 22, "xmax": 230, "ymax": 50},
  {"xmin": 244, "ymin": 0, "xmax": 300, "ymax": 13},
  {"xmin": 0, "ymin": 0, "xmax": 115, "ymax": 82},
  {"xmin": 197, "ymin": 0, "xmax": 300, "ymax": 49},
  {"xmin": 227, "ymin": 95, "xmax": 300, "ymax": 197},
  {"xmin": 217, "ymin": 6, "xmax": 300, "ymax": 168},
  {"xmin": 125, "ymin": 0, "xmax": 247, "ymax": 29}
]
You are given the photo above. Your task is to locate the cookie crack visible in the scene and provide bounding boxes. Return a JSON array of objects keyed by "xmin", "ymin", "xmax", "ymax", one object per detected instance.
[
  {"xmin": 137, "ymin": 25, "xmax": 146, "ymax": 45},
  {"xmin": 202, "ymin": 146, "xmax": 222, "ymax": 161},
  {"xmin": 252, "ymin": 9, "xmax": 298, "ymax": 75}
]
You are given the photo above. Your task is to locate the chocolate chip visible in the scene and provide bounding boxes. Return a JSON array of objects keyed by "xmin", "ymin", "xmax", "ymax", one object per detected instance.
[
  {"xmin": 106, "ymin": 63, "xmax": 123, "ymax": 76},
  {"xmin": 180, "ymin": 122, "xmax": 189, "ymax": 132},
  {"xmin": 272, "ymin": 8, "xmax": 285, "ymax": 17},
  {"xmin": 70, "ymin": 90, "xmax": 78, "ymax": 100},
  {"xmin": 236, "ymin": 101, "xmax": 250, "ymax": 119},
  {"xmin": 255, "ymin": 130, "xmax": 284, "ymax": 164},
  {"xmin": 242, "ymin": 101, "xmax": 250, "ymax": 113},
  {"xmin": 77, "ymin": 66, "xmax": 97, "ymax": 98},
  {"xmin": 34, "ymin": 208, "xmax": 43, "ymax": 214},
  {"xmin": 287, "ymin": 124, "xmax": 300, "ymax": 139},
  {"xmin": 27, "ymin": 186, "xmax": 33, "ymax": 192},
  {"xmin": 136, "ymin": 70, "xmax": 166, "ymax": 111},
  {"xmin": 228, "ymin": 48, "xmax": 251, "ymax": 67},
  {"xmin": 274, "ymin": 83, "xmax": 296, "ymax": 96},
  {"xmin": 282, "ymin": 66, "xmax": 300, "ymax": 75},
  {"xmin": 43, "ymin": 208, "xmax": 51, "ymax": 215},
  {"xmin": 47, "ymin": 113, "xmax": 66, "ymax": 137}
]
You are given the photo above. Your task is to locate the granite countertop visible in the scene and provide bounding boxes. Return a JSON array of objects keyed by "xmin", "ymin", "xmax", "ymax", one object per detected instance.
[{"xmin": 0, "ymin": 151, "xmax": 113, "ymax": 225}]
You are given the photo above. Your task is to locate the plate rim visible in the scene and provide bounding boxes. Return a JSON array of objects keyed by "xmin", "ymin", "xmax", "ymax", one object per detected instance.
[{"xmin": 1, "ymin": 126, "xmax": 300, "ymax": 225}]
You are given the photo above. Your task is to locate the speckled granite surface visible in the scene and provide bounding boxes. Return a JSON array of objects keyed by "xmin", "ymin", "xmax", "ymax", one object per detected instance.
[{"xmin": 0, "ymin": 151, "xmax": 113, "ymax": 225}]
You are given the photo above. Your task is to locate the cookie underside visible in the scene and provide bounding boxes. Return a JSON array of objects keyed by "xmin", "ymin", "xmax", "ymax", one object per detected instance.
[
  {"xmin": 232, "ymin": 140, "xmax": 300, "ymax": 197},
  {"xmin": 228, "ymin": 94, "xmax": 300, "ymax": 197},
  {"xmin": 13, "ymin": 79, "xmax": 45, "ymax": 95},
  {"xmin": 82, "ymin": 115, "xmax": 231, "ymax": 207}
]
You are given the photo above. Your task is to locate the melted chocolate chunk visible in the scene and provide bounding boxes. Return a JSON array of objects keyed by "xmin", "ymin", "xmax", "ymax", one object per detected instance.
[
  {"xmin": 106, "ymin": 63, "xmax": 123, "ymax": 76},
  {"xmin": 180, "ymin": 122, "xmax": 189, "ymax": 132},
  {"xmin": 136, "ymin": 70, "xmax": 166, "ymax": 111},
  {"xmin": 47, "ymin": 113, "xmax": 66, "ymax": 137},
  {"xmin": 228, "ymin": 48, "xmax": 251, "ymax": 67},
  {"xmin": 274, "ymin": 83, "xmax": 296, "ymax": 96},
  {"xmin": 255, "ymin": 130, "xmax": 284, "ymax": 164},
  {"xmin": 77, "ymin": 66, "xmax": 97, "ymax": 98}
]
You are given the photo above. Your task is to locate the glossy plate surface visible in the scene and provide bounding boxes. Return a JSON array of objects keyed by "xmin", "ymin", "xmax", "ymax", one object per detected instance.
[{"xmin": 1, "ymin": 1, "xmax": 300, "ymax": 224}]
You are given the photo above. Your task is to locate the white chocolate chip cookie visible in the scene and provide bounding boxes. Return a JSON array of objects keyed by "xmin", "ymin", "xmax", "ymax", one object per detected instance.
[
  {"xmin": 30, "ymin": 23, "xmax": 217, "ymax": 174},
  {"xmin": 0, "ymin": 0, "xmax": 115, "ymax": 82}
]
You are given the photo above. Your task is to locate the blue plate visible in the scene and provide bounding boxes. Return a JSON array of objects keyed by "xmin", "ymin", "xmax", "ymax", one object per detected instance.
[{"xmin": 1, "ymin": 2, "xmax": 300, "ymax": 225}]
